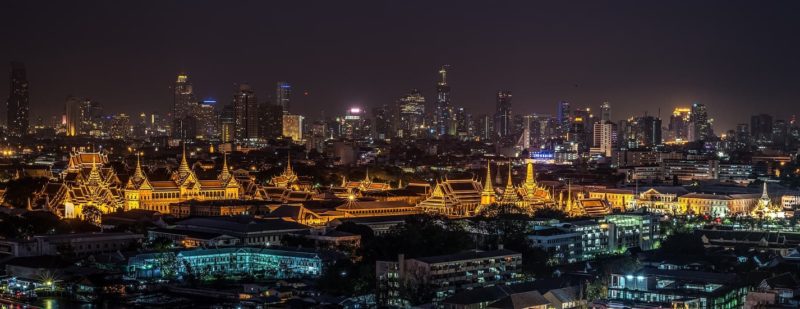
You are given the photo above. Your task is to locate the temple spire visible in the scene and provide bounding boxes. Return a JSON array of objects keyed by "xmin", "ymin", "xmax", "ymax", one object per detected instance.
[
  {"xmin": 483, "ymin": 161, "xmax": 494, "ymax": 192},
  {"xmin": 525, "ymin": 160, "xmax": 536, "ymax": 187},
  {"xmin": 178, "ymin": 142, "xmax": 190, "ymax": 175},
  {"xmin": 285, "ymin": 153, "xmax": 294, "ymax": 176},
  {"xmin": 133, "ymin": 152, "xmax": 144, "ymax": 180},
  {"xmin": 220, "ymin": 152, "xmax": 231, "ymax": 181}
]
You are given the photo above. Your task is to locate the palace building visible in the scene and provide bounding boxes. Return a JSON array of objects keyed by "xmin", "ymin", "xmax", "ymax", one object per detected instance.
[
  {"xmin": 39, "ymin": 152, "xmax": 126, "ymax": 220},
  {"xmin": 477, "ymin": 160, "xmax": 555, "ymax": 213},
  {"xmin": 125, "ymin": 148, "xmax": 241, "ymax": 214}
]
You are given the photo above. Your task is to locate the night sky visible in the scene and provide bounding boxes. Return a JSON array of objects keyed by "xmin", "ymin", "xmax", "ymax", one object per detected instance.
[{"xmin": 2, "ymin": 1, "xmax": 799, "ymax": 131}]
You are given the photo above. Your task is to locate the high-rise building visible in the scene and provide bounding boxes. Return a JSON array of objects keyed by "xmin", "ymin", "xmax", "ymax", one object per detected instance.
[
  {"xmin": 494, "ymin": 91, "xmax": 512, "ymax": 137},
  {"xmin": 276, "ymin": 82, "xmax": 292, "ymax": 113},
  {"xmin": 110, "ymin": 113, "xmax": 132, "ymax": 139},
  {"xmin": 373, "ymin": 104, "xmax": 392, "ymax": 140},
  {"xmin": 396, "ymin": 89, "xmax": 426, "ymax": 138},
  {"xmin": 592, "ymin": 121, "xmax": 616, "ymax": 157},
  {"xmin": 195, "ymin": 99, "xmax": 218, "ymax": 140},
  {"xmin": 338, "ymin": 107, "xmax": 370, "ymax": 140},
  {"xmin": 690, "ymin": 102, "xmax": 713, "ymax": 141},
  {"xmin": 475, "ymin": 114, "xmax": 494, "ymax": 141},
  {"xmin": 454, "ymin": 106, "xmax": 471, "ymax": 139},
  {"xmin": 434, "ymin": 66, "xmax": 451, "ymax": 136},
  {"xmin": 232, "ymin": 84, "xmax": 259, "ymax": 141},
  {"xmin": 600, "ymin": 101, "xmax": 611, "ymax": 122},
  {"xmin": 668, "ymin": 107, "xmax": 691, "ymax": 143},
  {"xmin": 282, "ymin": 114, "xmax": 304, "ymax": 141},
  {"xmin": 258, "ymin": 102, "xmax": 284, "ymax": 140},
  {"xmin": 220, "ymin": 104, "xmax": 236, "ymax": 143},
  {"xmin": 750, "ymin": 114, "xmax": 773, "ymax": 144},
  {"xmin": 172, "ymin": 74, "xmax": 196, "ymax": 137},
  {"xmin": 64, "ymin": 96, "xmax": 82, "ymax": 137},
  {"xmin": 6, "ymin": 62, "xmax": 30, "ymax": 136},
  {"xmin": 557, "ymin": 101, "xmax": 571, "ymax": 137}
]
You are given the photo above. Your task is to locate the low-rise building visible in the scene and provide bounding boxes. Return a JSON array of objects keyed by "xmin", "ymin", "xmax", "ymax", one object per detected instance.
[
  {"xmin": 0, "ymin": 232, "xmax": 143, "ymax": 257},
  {"xmin": 126, "ymin": 247, "xmax": 323, "ymax": 280},
  {"xmin": 376, "ymin": 249, "xmax": 523, "ymax": 304},
  {"xmin": 607, "ymin": 268, "xmax": 748, "ymax": 308}
]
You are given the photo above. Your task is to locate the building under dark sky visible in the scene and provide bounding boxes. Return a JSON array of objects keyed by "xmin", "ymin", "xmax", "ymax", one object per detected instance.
[{"xmin": 2, "ymin": 1, "xmax": 800, "ymax": 131}]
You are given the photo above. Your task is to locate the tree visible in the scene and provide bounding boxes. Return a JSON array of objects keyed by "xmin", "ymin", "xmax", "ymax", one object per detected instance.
[
  {"xmin": 3, "ymin": 177, "xmax": 48, "ymax": 209},
  {"xmin": 660, "ymin": 232, "xmax": 705, "ymax": 255},
  {"xmin": 531, "ymin": 208, "xmax": 568, "ymax": 220}
]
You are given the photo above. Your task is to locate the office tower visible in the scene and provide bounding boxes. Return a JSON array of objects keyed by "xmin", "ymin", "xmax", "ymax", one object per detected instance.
[
  {"xmin": 110, "ymin": 113, "xmax": 132, "ymax": 139},
  {"xmin": 750, "ymin": 114, "xmax": 773, "ymax": 144},
  {"xmin": 258, "ymin": 102, "xmax": 284, "ymax": 140},
  {"xmin": 396, "ymin": 89, "xmax": 426, "ymax": 138},
  {"xmin": 282, "ymin": 114, "xmax": 304, "ymax": 141},
  {"xmin": 690, "ymin": 102, "xmax": 713, "ymax": 141},
  {"xmin": 494, "ymin": 91, "xmax": 512, "ymax": 137},
  {"xmin": 64, "ymin": 96, "xmax": 81, "ymax": 136},
  {"xmin": 232, "ymin": 84, "xmax": 259, "ymax": 141},
  {"xmin": 434, "ymin": 65, "xmax": 451, "ymax": 136},
  {"xmin": 475, "ymin": 114, "xmax": 494, "ymax": 141},
  {"xmin": 735, "ymin": 123, "xmax": 750, "ymax": 144},
  {"xmin": 172, "ymin": 74, "xmax": 196, "ymax": 137},
  {"xmin": 339, "ymin": 107, "xmax": 370, "ymax": 140},
  {"xmin": 600, "ymin": 101, "xmax": 611, "ymax": 122},
  {"xmin": 592, "ymin": 122, "xmax": 616, "ymax": 157},
  {"xmin": 6, "ymin": 62, "xmax": 30, "ymax": 136},
  {"xmin": 195, "ymin": 99, "xmax": 218, "ymax": 140},
  {"xmin": 276, "ymin": 82, "xmax": 291, "ymax": 113},
  {"xmin": 557, "ymin": 101, "xmax": 571, "ymax": 137},
  {"xmin": 633, "ymin": 115, "xmax": 662, "ymax": 147},
  {"xmin": 220, "ymin": 104, "xmax": 236, "ymax": 143},
  {"xmin": 373, "ymin": 104, "xmax": 392, "ymax": 140},
  {"xmin": 668, "ymin": 107, "xmax": 691, "ymax": 142},
  {"xmin": 773, "ymin": 119, "xmax": 789, "ymax": 147},
  {"xmin": 454, "ymin": 106, "xmax": 471, "ymax": 138}
]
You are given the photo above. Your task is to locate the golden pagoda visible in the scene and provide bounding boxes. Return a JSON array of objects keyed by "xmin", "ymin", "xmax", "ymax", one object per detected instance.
[
  {"xmin": 480, "ymin": 161, "xmax": 497, "ymax": 206},
  {"xmin": 499, "ymin": 161, "xmax": 520, "ymax": 204},
  {"xmin": 750, "ymin": 182, "xmax": 785, "ymax": 219}
]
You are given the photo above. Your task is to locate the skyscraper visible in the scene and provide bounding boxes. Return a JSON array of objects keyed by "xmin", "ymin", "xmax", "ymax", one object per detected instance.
[
  {"xmin": 434, "ymin": 65, "xmax": 451, "ymax": 136},
  {"xmin": 557, "ymin": 101, "xmax": 571, "ymax": 137},
  {"xmin": 494, "ymin": 90, "xmax": 512, "ymax": 137},
  {"xmin": 750, "ymin": 114, "xmax": 773, "ymax": 144},
  {"xmin": 600, "ymin": 101, "xmax": 611, "ymax": 122},
  {"xmin": 232, "ymin": 84, "xmax": 259, "ymax": 141},
  {"xmin": 668, "ymin": 107, "xmax": 691, "ymax": 142},
  {"xmin": 282, "ymin": 114, "xmax": 304, "ymax": 141},
  {"xmin": 6, "ymin": 62, "xmax": 30, "ymax": 136},
  {"xmin": 64, "ymin": 96, "xmax": 82, "ymax": 137},
  {"xmin": 276, "ymin": 82, "xmax": 292, "ymax": 113},
  {"xmin": 690, "ymin": 102, "xmax": 713, "ymax": 141},
  {"xmin": 396, "ymin": 89, "xmax": 426, "ymax": 138},
  {"xmin": 172, "ymin": 74, "xmax": 196, "ymax": 137}
]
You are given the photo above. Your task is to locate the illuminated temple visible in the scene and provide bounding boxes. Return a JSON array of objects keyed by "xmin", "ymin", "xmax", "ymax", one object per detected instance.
[
  {"xmin": 39, "ymin": 152, "xmax": 125, "ymax": 219},
  {"xmin": 418, "ymin": 160, "xmax": 556, "ymax": 217},
  {"xmin": 126, "ymin": 148, "xmax": 241, "ymax": 214}
]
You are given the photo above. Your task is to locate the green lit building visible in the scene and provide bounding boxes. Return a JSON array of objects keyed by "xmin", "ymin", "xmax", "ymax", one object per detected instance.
[{"xmin": 127, "ymin": 247, "xmax": 322, "ymax": 280}]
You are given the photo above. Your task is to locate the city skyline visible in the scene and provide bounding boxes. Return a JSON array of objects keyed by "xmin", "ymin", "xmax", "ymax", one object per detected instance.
[{"xmin": 2, "ymin": 1, "xmax": 800, "ymax": 130}]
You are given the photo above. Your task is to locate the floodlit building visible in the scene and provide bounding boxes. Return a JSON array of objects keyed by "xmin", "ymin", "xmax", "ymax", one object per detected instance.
[{"xmin": 126, "ymin": 247, "xmax": 323, "ymax": 280}]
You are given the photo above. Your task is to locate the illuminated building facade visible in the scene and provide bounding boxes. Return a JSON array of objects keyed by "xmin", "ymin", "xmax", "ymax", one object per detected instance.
[
  {"xmin": 39, "ymin": 152, "xmax": 126, "ymax": 219},
  {"xmin": 667, "ymin": 107, "xmax": 691, "ymax": 143},
  {"xmin": 282, "ymin": 114, "xmax": 304, "ymax": 141},
  {"xmin": 396, "ymin": 89, "xmax": 426, "ymax": 138},
  {"xmin": 434, "ymin": 65, "xmax": 452, "ymax": 136},
  {"xmin": 125, "ymin": 149, "xmax": 241, "ymax": 214},
  {"xmin": 127, "ymin": 247, "xmax": 322, "ymax": 280},
  {"xmin": 233, "ymin": 83, "xmax": 259, "ymax": 141},
  {"xmin": 494, "ymin": 90, "xmax": 512, "ymax": 137}
]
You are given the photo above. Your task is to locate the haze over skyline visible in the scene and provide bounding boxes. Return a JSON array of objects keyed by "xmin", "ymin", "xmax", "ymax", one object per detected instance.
[{"xmin": 2, "ymin": 0, "xmax": 799, "ymax": 130}]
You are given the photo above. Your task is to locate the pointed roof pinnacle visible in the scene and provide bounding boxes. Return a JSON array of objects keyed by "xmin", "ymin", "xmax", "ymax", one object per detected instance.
[
  {"xmin": 178, "ymin": 142, "xmax": 190, "ymax": 174},
  {"xmin": 506, "ymin": 160, "xmax": 514, "ymax": 188},
  {"xmin": 482, "ymin": 160, "xmax": 494, "ymax": 192},
  {"xmin": 220, "ymin": 152, "xmax": 231, "ymax": 180}
]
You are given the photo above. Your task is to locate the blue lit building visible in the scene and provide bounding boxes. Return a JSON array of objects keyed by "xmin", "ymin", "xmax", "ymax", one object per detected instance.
[
  {"xmin": 126, "ymin": 247, "xmax": 322, "ymax": 280},
  {"xmin": 608, "ymin": 268, "xmax": 747, "ymax": 308}
]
